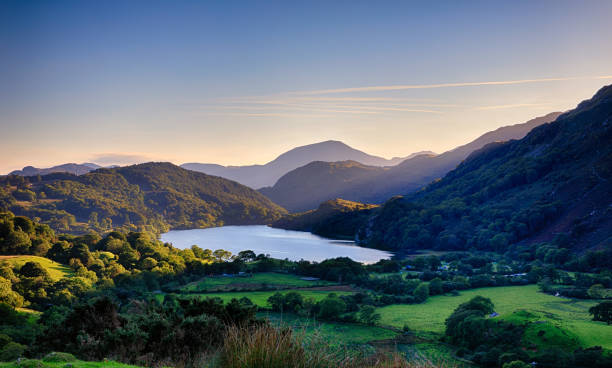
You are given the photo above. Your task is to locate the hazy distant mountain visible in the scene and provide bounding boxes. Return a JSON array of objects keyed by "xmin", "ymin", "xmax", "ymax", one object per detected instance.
[
  {"xmin": 8, "ymin": 163, "xmax": 102, "ymax": 176},
  {"xmin": 181, "ymin": 140, "xmax": 434, "ymax": 189},
  {"xmin": 260, "ymin": 112, "xmax": 562, "ymax": 212}
]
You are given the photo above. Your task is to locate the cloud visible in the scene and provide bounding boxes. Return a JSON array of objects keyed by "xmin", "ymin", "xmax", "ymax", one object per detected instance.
[
  {"xmin": 89, "ymin": 153, "xmax": 156, "ymax": 166},
  {"xmin": 287, "ymin": 75, "xmax": 612, "ymax": 95},
  {"xmin": 475, "ymin": 103, "xmax": 554, "ymax": 111}
]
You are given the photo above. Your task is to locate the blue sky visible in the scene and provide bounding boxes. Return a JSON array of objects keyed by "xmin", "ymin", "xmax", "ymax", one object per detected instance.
[{"xmin": 1, "ymin": 0, "xmax": 612, "ymax": 172}]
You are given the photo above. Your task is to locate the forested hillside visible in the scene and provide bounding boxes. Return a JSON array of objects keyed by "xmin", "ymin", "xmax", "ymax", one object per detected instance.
[
  {"xmin": 356, "ymin": 85, "xmax": 611, "ymax": 256},
  {"xmin": 260, "ymin": 113, "xmax": 561, "ymax": 212},
  {"xmin": 271, "ymin": 198, "xmax": 377, "ymax": 239},
  {"xmin": 0, "ymin": 162, "xmax": 286, "ymax": 234}
]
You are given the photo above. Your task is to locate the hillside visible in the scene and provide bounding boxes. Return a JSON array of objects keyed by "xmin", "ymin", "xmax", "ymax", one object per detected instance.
[
  {"xmin": 260, "ymin": 112, "xmax": 562, "ymax": 212},
  {"xmin": 0, "ymin": 162, "xmax": 286, "ymax": 234},
  {"xmin": 271, "ymin": 198, "xmax": 378, "ymax": 239},
  {"xmin": 182, "ymin": 140, "xmax": 432, "ymax": 189},
  {"xmin": 259, "ymin": 161, "xmax": 386, "ymax": 212},
  {"xmin": 8, "ymin": 163, "xmax": 102, "ymax": 176},
  {"xmin": 353, "ymin": 86, "xmax": 612, "ymax": 253}
]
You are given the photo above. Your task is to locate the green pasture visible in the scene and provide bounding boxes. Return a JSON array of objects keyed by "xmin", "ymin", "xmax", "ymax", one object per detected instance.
[
  {"xmin": 0, "ymin": 255, "xmax": 73, "ymax": 281},
  {"xmin": 376, "ymin": 285, "xmax": 610, "ymax": 350},
  {"xmin": 262, "ymin": 312, "xmax": 397, "ymax": 345},
  {"xmin": 399, "ymin": 343, "xmax": 475, "ymax": 368},
  {"xmin": 163, "ymin": 289, "xmax": 353, "ymax": 308},
  {"xmin": 180, "ymin": 272, "xmax": 333, "ymax": 292}
]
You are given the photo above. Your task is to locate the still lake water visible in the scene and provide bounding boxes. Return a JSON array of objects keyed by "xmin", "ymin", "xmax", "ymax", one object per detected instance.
[{"xmin": 160, "ymin": 225, "xmax": 391, "ymax": 264}]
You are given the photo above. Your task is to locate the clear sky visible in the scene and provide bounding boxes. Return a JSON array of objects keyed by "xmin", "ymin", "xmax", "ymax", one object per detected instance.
[{"xmin": 1, "ymin": 0, "xmax": 612, "ymax": 173}]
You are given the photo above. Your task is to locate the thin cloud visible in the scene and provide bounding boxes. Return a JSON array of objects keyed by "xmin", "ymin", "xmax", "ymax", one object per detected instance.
[
  {"xmin": 475, "ymin": 103, "xmax": 554, "ymax": 111},
  {"xmin": 89, "ymin": 153, "xmax": 155, "ymax": 166},
  {"xmin": 288, "ymin": 75, "xmax": 612, "ymax": 95}
]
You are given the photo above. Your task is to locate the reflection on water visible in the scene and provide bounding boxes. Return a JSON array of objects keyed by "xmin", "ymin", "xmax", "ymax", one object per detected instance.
[{"xmin": 160, "ymin": 225, "xmax": 391, "ymax": 264}]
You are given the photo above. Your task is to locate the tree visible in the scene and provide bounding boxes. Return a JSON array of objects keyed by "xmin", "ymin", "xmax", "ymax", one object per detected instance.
[
  {"xmin": 19, "ymin": 261, "xmax": 49, "ymax": 278},
  {"xmin": 429, "ymin": 277, "xmax": 444, "ymax": 295},
  {"xmin": 413, "ymin": 283, "xmax": 429, "ymax": 303},
  {"xmin": 317, "ymin": 293, "xmax": 346, "ymax": 320},
  {"xmin": 445, "ymin": 296, "xmax": 495, "ymax": 347},
  {"xmin": 587, "ymin": 284, "xmax": 605, "ymax": 299},
  {"xmin": 358, "ymin": 305, "xmax": 381, "ymax": 325},
  {"xmin": 237, "ymin": 250, "xmax": 256, "ymax": 262},
  {"xmin": 0, "ymin": 277, "xmax": 24, "ymax": 307},
  {"xmin": 212, "ymin": 249, "xmax": 232, "ymax": 262},
  {"xmin": 589, "ymin": 301, "xmax": 612, "ymax": 325}
]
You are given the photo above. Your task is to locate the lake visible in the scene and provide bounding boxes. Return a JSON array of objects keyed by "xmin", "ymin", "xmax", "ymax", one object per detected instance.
[{"xmin": 160, "ymin": 225, "xmax": 391, "ymax": 263}]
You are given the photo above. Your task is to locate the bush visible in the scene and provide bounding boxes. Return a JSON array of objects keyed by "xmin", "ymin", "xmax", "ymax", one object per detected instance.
[
  {"xmin": 0, "ymin": 341, "xmax": 26, "ymax": 361},
  {"xmin": 15, "ymin": 359, "xmax": 44, "ymax": 368},
  {"xmin": 317, "ymin": 294, "xmax": 346, "ymax": 320},
  {"xmin": 43, "ymin": 352, "xmax": 77, "ymax": 362}
]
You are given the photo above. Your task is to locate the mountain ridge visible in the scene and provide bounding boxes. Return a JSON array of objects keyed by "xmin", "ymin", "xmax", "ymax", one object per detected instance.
[
  {"xmin": 181, "ymin": 140, "xmax": 435, "ymax": 188},
  {"xmin": 261, "ymin": 112, "xmax": 563, "ymax": 212},
  {"xmin": 0, "ymin": 162, "xmax": 286, "ymax": 234},
  {"xmin": 8, "ymin": 163, "xmax": 103, "ymax": 176}
]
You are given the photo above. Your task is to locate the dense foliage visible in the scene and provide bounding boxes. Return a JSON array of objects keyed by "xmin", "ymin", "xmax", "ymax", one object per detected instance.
[
  {"xmin": 445, "ymin": 296, "xmax": 612, "ymax": 368},
  {"xmin": 307, "ymin": 86, "xmax": 612, "ymax": 258},
  {"xmin": 272, "ymin": 199, "xmax": 377, "ymax": 239},
  {"xmin": 0, "ymin": 162, "xmax": 286, "ymax": 234}
]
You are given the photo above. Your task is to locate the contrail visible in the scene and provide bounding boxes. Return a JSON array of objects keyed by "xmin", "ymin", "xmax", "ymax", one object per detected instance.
[{"xmin": 290, "ymin": 75, "xmax": 612, "ymax": 95}]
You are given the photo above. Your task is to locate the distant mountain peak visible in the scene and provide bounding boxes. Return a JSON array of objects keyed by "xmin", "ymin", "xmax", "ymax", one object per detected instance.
[{"xmin": 182, "ymin": 140, "xmax": 417, "ymax": 188}]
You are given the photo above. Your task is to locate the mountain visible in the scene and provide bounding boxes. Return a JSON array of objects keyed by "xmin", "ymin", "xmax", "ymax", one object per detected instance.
[
  {"xmin": 259, "ymin": 112, "xmax": 562, "ymax": 212},
  {"xmin": 316, "ymin": 85, "xmax": 611, "ymax": 253},
  {"xmin": 0, "ymin": 162, "xmax": 286, "ymax": 234},
  {"xmin": 181, "ymin": 140, "xmax": 433, "ymax": 189},
  {"xmin": 259, "ymin": 161, "xmax": 386, "ymax": 212},
  {"xmin": 271, "ymin": 198, "xmax": 377, "ymax": 239},
  {"xmin": 8, "ymin": 163, "xmax": 102, "ymax": 176}
]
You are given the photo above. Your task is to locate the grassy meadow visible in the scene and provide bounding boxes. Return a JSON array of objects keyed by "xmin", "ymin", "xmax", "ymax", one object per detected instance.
[
  {"xmin": 0, "ymin": 255, "xmax": 73, "ymax": 281},
  {"xmin": 376, "ymin": 285, "xmax": 610, "ymax": 350},
  {"xmin": 175, "ymin": 289, "xmax": 353, "ymax": 308},
  {"xmin": 262, "ymin": 312, "xmax": 397, "ymax": 345},
  {"xmin": 180, "ymin": 272, "xmax": 334, "ymax": 292}
]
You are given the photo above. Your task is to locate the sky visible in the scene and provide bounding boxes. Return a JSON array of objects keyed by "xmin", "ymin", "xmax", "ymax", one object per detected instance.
[{"xmin": 1, "ymin": 0, "xmax": 612, "ymax": 173}]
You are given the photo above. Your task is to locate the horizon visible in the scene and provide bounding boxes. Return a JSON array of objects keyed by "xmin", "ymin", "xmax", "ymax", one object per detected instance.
[{"xmin": 2, "ymin": 0, "xmax": 612, "ymax": 173}]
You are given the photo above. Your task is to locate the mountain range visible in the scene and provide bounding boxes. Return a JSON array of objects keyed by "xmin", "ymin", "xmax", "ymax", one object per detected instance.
[
  {"xmin": 181, "ymin": 141, "xmax": 434, "ymax": 189},
  {"xmin": 260, "ymin": 112, "xmax": 562, "ymax": 212},
  {"xmin": 9, "ymin": 163, "xmax": 103, "ymax": 176},
  {"xmin": 277, "ymin": 85, "xmax": 612, "ymax": 253},
  {"xmin": 0, "ymin": 162, "xmax": 285, "ymax": 234}
]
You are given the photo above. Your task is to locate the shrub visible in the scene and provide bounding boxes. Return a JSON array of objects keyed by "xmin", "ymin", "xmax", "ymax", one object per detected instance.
[
  {"xmin": 0, "ymin": 341, "xmax": 26, "ymax": 361},
  {"xmin": 43, "ymin": 352, "xmax": 77, "ymax": 362},
  {"xmin": 15, "ymin": 359, "xmax": 44, "ymax": 368}
]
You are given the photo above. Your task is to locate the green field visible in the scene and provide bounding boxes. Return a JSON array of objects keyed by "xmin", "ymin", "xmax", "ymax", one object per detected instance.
[
  {"xmin": 399, "ymin": 343, "xmax": 475, "ymax": 368},
  {"xmin": 262, "ymin": 312, "xmax": 397, "ymax": 345},
  {"xmin": 376, "ymin": 285, "xmax": 611, "ymax": 349},
  {"xmin": 0, "ymin": 255, "xmax": 73, "ymax": 281},
  {"xmin": 180, "ymin": 272, "xmax": 333, "ymax": 292},
  {"xmin": 182, "ymin": 289, "xmax": 353, "ymax": 307}
]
